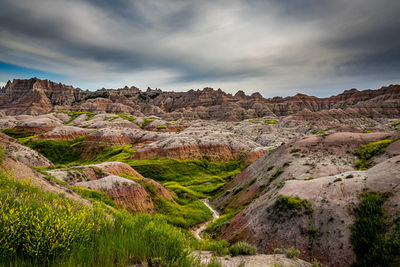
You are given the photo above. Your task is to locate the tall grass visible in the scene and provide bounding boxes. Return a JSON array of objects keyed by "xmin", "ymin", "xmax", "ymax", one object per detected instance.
[
  {"xmin": 350, "ymin": 191, "xmax": 400, "ymax": 267},
  {"xmin": 0, "ymin": 170, "xmax": 220, "ymax": 266}
]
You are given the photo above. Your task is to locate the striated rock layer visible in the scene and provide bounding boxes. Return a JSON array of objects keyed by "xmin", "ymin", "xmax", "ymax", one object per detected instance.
[{"xmin": 1, "ymin": 78, "xmax": 400, "ymax": 120}]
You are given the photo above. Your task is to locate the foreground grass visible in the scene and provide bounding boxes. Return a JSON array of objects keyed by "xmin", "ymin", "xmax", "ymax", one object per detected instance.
[
  {"xmin": 350, "ymin": 191, "xmax": 400, "ymax": 267},
  {"xmin": 0, "ymin": 168, "xmax": 220, "ymax": 266}
]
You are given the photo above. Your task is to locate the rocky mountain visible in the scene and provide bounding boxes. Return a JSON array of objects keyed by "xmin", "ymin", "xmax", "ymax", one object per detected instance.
[{"xmin": 1, "ymin": 78, "xmax": 400, "ymax": 120}]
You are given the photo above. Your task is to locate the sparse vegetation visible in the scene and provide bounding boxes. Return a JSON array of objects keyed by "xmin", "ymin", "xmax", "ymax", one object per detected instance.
[
  {"xmin": 392, "ymin": 121, "xmax": 400, "ymax": 127},
  {"xmin": 354, "ymin": 139, "xmax": 395, "ymax": 170},
  {"xmin": 142, "ymin": 118, "xmax": 157, "ymax": 128},
  {"xmin": 2, "ymin": 128, "xmax": 34, "ymax": 139},
  {"xmin": 362, "ymin": 130, "xmax": 372, "ymax": 133},
  {"xmin": 56, "ymin": 110, "xmax": 99, "ymax": 123},
  {"xmin": 273, "ymin": 195, "xmax": 312, "ymax": 215},
  {"xmin": 290, "ymin": 148, "xmax": 301, "ymax": 153},
  {"xmin": 286, "ymin": 246, "xmax": 300, "ymax": 259},
  {"xmin": 118, "ymin": 114, "xmax": 136, "ymax": 122},
  {"xmin": 156, "ymin": 125, "xmax": 167, "ymax": 130},
  {"xmin": 228, "ymin": 241, "xmax": 257, "ymax": 256},
  {"xmin": 313, "ymin": 127, "xmax": 333, "ymax": 136}
]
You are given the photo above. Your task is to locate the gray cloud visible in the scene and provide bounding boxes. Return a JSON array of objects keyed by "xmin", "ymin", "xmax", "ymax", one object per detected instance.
[{"xmin": 0, "ymin": 0, "xmax": 399, "ymax": 96}]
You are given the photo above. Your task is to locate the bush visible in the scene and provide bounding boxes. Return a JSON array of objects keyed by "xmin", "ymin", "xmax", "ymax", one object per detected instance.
[
  {"xmin": 229, "ymin": 241, "xmax": 257, "ymax": 256},
  {"xmin": 273, "ymin": 195, "xmax": 312, "ymax": 215},
  {"xmin": 350, "ymin": 191, "xmax": 400, "ymax": 267},
  {"xmin": 273, "ymin": 248, "xmax": 281, "ymax": 254},
  {"xmin": 286, "ymin": 246, "xmax": 300, "ymax": 258}
]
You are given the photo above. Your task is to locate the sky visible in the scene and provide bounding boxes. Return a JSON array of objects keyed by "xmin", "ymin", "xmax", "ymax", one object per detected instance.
[{"xmin": 0, "ymin": 0, "xmax": 399, "ymax": 97}]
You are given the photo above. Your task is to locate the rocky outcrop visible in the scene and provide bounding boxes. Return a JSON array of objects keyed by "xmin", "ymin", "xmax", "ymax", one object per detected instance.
[
  {"xmin": 131, "ymin": 125, "xmax": 266, "ymax": 162},
  {"xmin": 35, "ymin": 125, "xmax": 92, "ymax": 140},
  {"xmin": 212, "ymin": 130, "xmax": 400, "ymax": 266},
  {"xmin": 220, "ymin": 156, "xmax": 400, "ymax": 266},
  {"xmin": 0, "ymin": 132, "xmax": 53, "ymax": 167},
  {"xmin": 46, "ymin": 161, "xmax": 175, "ymax": 213},
  {"xmin": 1, "ymin": 78, "xmax": 399, "ymax": 120}
]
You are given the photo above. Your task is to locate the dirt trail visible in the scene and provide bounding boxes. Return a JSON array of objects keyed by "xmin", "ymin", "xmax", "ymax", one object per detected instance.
[{"xmin": 192, "ymin": 199, "xmax": 220, "ymax": 240}]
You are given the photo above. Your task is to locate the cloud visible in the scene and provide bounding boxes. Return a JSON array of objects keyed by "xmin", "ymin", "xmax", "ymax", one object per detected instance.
[{"xmin": 0, "ymin": 0, "xmax": 399, "ymax": 96}]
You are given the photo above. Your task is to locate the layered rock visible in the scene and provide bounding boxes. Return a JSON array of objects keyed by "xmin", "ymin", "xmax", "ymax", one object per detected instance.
[
  {"xmin": 1, "ymin": 78, "xmax": 399, "ymax": 120},
  {"xmin": 46, "ymin": 161, "xmax": 175, "ymax": 213},
  {"xmin": 220, "ymin": 156, "xmax": 400, "ymax": 266}
]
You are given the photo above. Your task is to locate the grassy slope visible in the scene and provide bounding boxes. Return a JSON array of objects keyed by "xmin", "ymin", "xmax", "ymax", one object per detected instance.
[
  {"xmin": 13, "ymin": 135, "xmax": 244, "ymax": 229},
  {"xmin": 0, "ymin": 168, "xmax": 220, "ymax": 266}
]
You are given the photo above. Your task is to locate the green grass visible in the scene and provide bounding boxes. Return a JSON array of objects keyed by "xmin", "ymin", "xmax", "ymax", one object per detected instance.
[
  {"xmin": 392, "ymin": 121, "xmax": 400, "ymax": 127},
  {"xmin": 229, "ymin": 241, "xmax": 257, "ymax": 256},
  {"xmin": 118, "ymin": 114, "xmax": 136, "ymax": 122},
  {"xmin": 156, "ymin": 125, "xmax": 167, "ymax": 130},
  {"xmin": 286, "ymin": 246, "xmax": 300, "ymax": 259},
  {"xmin": 1, "ymin": 128, "xmax": 34, "ymax": 139},
  {"xmin": 273, "ymin": 195, "xmax": 313, "ymax": 215},
  {"xmin": 354, "ymin": 139, "xmax": 395, "ymax": 170},
  {"xmin": 85, "ymin": 145, "xmax": 137, "ymax": 164},
  {"xmin": 313, "ymin": 127, "xmax": 333, "ymax": 136},
  {"xmin": 0, "ymin": 169, "xmax": 220, "ymax": 267},
  {"xmin": 248, "ymin": 118, "xmax": 278, "ymax": 124},
  {"xmin": 204, "ymin": 211, "xmax": 240, "ymax": 235},
  {"xmin": 71, "ymin": 186, "xmax": 118, "ymax": 208},
  {"xmin": 26, "ymin": 137, "xmax": 86, "ymax": 164},
  {"xmin": 56, "ymin": 111, "xmax": 99, "ymax": 123},
  {"xmin": 127, "ymin": 158, "xmax": 243, "ymax": 196},
  {"xmin": 156, "ymin": 198, "xmax": 212, "ymax": 228},
  {"xmin": 142, "ymin": 118, "xmax": 157, "ymax": 128},
  {"xmin": 350, "ymin": 191, "xmax": 400, "ymax": 267}
]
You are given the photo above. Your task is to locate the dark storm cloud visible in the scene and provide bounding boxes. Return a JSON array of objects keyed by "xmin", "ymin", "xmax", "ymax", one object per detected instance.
[{"xmin": 0, "ymin": 0, "xmax": 399, "ymax": 95}]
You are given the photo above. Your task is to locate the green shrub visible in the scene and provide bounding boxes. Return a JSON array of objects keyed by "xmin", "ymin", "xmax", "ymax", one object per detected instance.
[
  {"xmin": 273, "ymin": 248, "xmax": 281, "ymax": 254},
  {"xmin": 142, "ymin": 118, "xmax": 157, "ymax": 129},
  {"xmin": 229, "ymin": 241, "xmax": 257, "ymax": 256},
  {"xmin": 273, "ymin": 195, "xmax": 312, "ymax": 215},
  {"xmin": 334, "ymin": 178, "xmax": 342, "ymax": 182},
  {"xmin": 290, "ymin": 148, "xmax": 301, "ymax": 153},
  {"xmin": 202, "ymin": 240, "xmax": 229, "ymax": 256},
  {"xmin": 286, "ymin": 246, "xmax": 300, "ymax": 258},
  {"xmin": 354, "ymin": 139, "xmax": 395, "ymax": 170},
  {"xmin": 156, "ymin": 126, "xmax": 167, "ymax": 130},
  {"xmin": 350, "ymin": 191, "xmax": 400, "ymax": 267},
  {"xmin": 249, "ymin": 178, "xmax": 257, "ymax": 185},
  {"xmin": 392, "ymin": 121, "xmax": 400, "ymax": 127}
]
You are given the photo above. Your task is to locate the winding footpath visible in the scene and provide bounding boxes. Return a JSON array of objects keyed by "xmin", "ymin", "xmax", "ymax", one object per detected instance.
[{"xmin": 192, "ymin": 199, "xmax": 220, "ymax": 240}]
